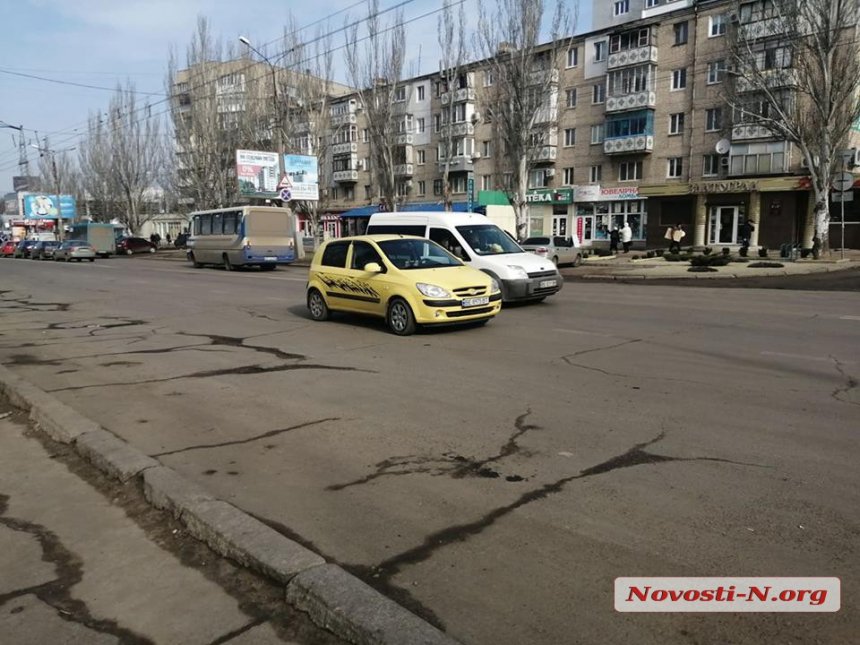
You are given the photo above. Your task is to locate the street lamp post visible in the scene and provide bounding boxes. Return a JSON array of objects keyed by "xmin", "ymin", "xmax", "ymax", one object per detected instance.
[{"xmin": 31, "ymin": 143, "xmax": 75, "ymax": 242}]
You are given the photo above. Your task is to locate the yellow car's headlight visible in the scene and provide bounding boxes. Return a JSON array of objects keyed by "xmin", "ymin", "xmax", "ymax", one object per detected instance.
[{"xmin": 416, "ymin": 283, "xmax": 451, "ymax": 299}]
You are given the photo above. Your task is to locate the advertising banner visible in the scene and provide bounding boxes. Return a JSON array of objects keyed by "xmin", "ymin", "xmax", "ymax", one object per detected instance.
[
  {"xmin": 283, "ymin": 154, "xmax": 319, "ymax": 201},
  {"xmin": 21, "ymin": 193, "xmax": 76, "ymax": 219},
  {"xmin": 236, "ymin": 150, "xmax": 280, "ymax": 197}
]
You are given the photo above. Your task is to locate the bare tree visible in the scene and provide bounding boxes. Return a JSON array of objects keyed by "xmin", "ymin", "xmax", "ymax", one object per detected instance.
[
  {"xmin": 476, "ymin": 0, "xmax": 573, "ymax": 239},
  {"xmin": 437, "ymin": 0, "xmax": 469, "ymax": 211},
  {"xmin": 345, "ymin": 0, "xmax": 407, "ymax": 212},
  {"xmin": 727, "ymin": 0, "xmax": 860, "ymax": 251},
  {"xmin": 36, "ymin": 136, "xmax": 81, "ymax": 222},
  {"xmin": 167, "ymin": 16, "xmax": 272, "ymax": 210},
  {"xmin": 78, "ymin": 112, "xmax": 116, "ymax": 220},
  {"xmin": 101, "ymin": 83, "xmax": 165, "ymax": 234}
]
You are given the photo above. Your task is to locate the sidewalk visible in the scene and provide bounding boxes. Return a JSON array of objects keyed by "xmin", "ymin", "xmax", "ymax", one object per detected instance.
[
  {"xmin": 0, "ymin": 402, "xmax": 341, "ymax": 645},
  {"xmin": 563, "ymin": 248, "xmax": 860, "ymax": 280}
]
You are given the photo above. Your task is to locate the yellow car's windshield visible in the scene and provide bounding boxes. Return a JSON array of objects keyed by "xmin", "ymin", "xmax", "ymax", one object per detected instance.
[{"xmin": 377, "ymin": 238, "xmax": 463, "ymax": 270}]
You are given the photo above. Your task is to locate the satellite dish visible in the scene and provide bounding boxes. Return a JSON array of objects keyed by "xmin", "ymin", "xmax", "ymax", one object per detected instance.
[{"xmin": 715, "ymin": 139, "xmax": 731, "ymax": 155}]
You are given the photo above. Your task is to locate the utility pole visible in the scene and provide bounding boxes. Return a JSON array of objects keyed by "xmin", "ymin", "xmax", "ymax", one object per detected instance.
[{"xmin": 31, "ymin": 142, "xmax": 75, "ymax": 242}]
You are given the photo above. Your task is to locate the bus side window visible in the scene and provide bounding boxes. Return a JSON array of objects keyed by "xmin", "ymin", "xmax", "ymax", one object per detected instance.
[{"xmin": 223, "ymin": 212, "xmax": 238, "ymax": 235}]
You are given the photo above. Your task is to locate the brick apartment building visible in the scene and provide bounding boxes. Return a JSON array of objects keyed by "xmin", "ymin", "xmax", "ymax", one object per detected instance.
[{"xmin": 174, "ymin": 0, "xmax": 860, "ymax": 249}]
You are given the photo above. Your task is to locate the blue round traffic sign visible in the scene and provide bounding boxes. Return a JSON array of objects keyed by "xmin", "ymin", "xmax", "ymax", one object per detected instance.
[{"xmin": 279, "ymin": 188, "xmax": 292, "ymax": 201}]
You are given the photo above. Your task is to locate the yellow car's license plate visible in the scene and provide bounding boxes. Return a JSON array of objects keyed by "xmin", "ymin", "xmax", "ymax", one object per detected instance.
[{"xmin": 462, "ymin": 296, "xmax": 490, "ymax": 307}]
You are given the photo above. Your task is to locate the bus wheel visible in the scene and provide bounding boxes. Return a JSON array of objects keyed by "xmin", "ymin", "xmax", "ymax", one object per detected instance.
[
  {"xmin": 222, "ymin": 254, "xmax": 233, "ymax": 271},
  {"xmin": 189, "ymin": 252, "xmax": 202, "ymax": 268},
  {"xmin": 308, "ymin": 289, "xmax": 329, "ymax": 321}
]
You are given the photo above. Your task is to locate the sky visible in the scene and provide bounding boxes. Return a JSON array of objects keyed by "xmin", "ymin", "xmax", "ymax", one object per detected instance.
[{"xmin": 0, "ymin": 0, "xmax": 592, "ymax": 196}]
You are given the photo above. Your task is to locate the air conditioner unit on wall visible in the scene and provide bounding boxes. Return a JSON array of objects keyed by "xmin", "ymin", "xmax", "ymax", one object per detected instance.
[
  {"xmin": 720, "ymin": 157, "xmax": 730, "ymax": 168},
  {"xmin": 545, "ymin": 168, "xmax": 556, "ymax": 177}
]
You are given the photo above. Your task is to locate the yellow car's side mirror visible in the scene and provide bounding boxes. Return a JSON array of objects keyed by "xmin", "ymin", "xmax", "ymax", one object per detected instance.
[{"xmin": 363, "ymin": 262, "xmax": 383, "ymax": 273}]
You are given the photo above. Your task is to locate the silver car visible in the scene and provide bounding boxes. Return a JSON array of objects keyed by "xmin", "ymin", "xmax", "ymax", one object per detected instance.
[
  {"xmin": 54, "ymin": 241, "xmax": 96, "ymax": 262},
  {"xmin": 520, "ymin": 236, "xmax": 583, "ymax": 267}
]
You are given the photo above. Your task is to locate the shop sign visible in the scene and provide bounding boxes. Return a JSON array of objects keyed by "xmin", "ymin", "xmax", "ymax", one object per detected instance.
[
  {"xmin": 573, "ymin": 185, "xmax": 601, "ymax": 202},
  {"xmin": 526, "ymin": 188, "xmax": 573, "ymax": 204},
  {"xmin": 600, "ymin": 186, "xmax": 639, "ymax": 200},
  {"xmin": 690, "ymin": 180, "xmax": 758, "ymax": 194}
]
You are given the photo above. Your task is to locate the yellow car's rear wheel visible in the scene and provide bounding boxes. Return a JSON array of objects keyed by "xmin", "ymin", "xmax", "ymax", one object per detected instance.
[{"xmin": 308, "ymin": 289, "xmax": 330, "ymax": 321}]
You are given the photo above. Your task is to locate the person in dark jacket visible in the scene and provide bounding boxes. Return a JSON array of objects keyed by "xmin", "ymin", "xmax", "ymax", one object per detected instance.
[
  {"xmin": 609, "ymin": 227, "xmax": 620, "ymax": 254},
  {"xmin": 739, "ymin": 219, "xmax": 754, "ymax": 250}
]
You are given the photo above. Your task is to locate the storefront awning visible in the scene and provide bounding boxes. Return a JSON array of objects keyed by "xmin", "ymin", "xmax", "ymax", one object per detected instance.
[{"xmin": 339, "ymin": 202, "xmax": 483, "ymax": 218}]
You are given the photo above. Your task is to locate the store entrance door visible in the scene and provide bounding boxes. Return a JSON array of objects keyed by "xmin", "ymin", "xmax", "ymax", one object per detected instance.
[
  {"xmin": 708, "ymin": 206, "xmax": 739, "ymax": 245},
  {"xmin": 552, "ymin": 216, "xmax": 569, "ymax": 237}
]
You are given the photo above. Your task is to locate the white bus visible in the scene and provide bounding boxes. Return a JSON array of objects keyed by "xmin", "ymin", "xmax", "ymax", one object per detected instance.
[{"xmin": 187, "ymin": 206, "xmax": 296, "ymax": 270}]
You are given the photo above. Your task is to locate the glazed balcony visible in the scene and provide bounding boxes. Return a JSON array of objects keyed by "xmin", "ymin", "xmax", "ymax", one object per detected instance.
[
  {"xmin": 605, "ymin": 91, "xmax": 656, "ymax": 113},
  {"xmin": 331, "ymin": 142, "xmax": 358, "ymax": 155},
  {"xmin": 333, "ymin": 170, "xmax": 359, "ymax": 183},
  {"xmin": 440, "ymin": 87, "xmax": 477, "ymax": 105},
  {"xmin": 439, "ymin": 122, "xmax": 475, "ymax": 137},
  {"xmin": 731, "ymin": 123, "xmax": 774, "ymax": 140},
  {"xmin": 607, "ymin": 45, "xmax": 658, "ymax": 70},
  {"xmin": 604, "ymin": 134, "xmax": 654, "ymax": 155},
  {"xmin": 394, "ymin": 164, "xmax": 414, "ymax": 177}
]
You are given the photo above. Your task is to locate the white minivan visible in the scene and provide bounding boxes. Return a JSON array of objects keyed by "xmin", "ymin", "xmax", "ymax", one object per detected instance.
[{"xmin": 366, "ymin": 212, "xmax": 562, "ymax": 302}]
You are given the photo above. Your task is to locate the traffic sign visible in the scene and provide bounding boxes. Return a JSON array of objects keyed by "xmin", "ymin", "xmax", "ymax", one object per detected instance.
[
  {"xmin": 279, "ymin": 188, "xmax": 292, "ymax": 201},
  {"xmin": 277, "ymin": 174, "xmax": 292, "ymax": 190},
  {"xmin": 831, "ymin": 171, "xmax": 854, "ymax": 192}
]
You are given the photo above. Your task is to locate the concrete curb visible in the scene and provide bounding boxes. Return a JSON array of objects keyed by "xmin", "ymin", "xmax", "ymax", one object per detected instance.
[
  {"xmin": 0, "ymin": 363, "xmax": 457, "ymax": 645},
  {"xmin": 287, "ymin": 564, "xmax": 459, "ymax": 645}
]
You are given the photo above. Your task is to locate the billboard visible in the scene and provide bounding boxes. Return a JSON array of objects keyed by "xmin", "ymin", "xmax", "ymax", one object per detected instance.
[
  {"xmin": 283, "ymin": 154, "xmax": 319, "ymax": 201},
  {"xmin": 13, "ymin": 176, "xmax": 39, "ymax": 192},
  {"xmin": 21, "ymin": 193, "xmax": 76, "ymax": 219},
  {"xmin": 236, "ymin": 150, "xmax": 280, "ymax": 197}
]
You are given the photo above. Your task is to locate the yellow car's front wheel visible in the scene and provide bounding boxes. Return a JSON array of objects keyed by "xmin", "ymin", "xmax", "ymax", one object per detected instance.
[{"xmin": 387, "ymin": 298, "xmax": 416, "ymax": 336}]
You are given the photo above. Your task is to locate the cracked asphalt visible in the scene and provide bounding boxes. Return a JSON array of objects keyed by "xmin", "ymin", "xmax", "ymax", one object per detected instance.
[{"xmin": 1, "ymin": 258, "xmax": 858, "ymax": 644}]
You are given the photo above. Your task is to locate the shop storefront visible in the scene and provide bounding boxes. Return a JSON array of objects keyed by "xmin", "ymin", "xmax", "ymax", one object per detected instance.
[
  {"xmin": 572, "ymin": 185, "xmax": 647, "ymax": 247},
  {"xmin": 525, "ymin": 188, "xmax": 574, "ymax": 239}
]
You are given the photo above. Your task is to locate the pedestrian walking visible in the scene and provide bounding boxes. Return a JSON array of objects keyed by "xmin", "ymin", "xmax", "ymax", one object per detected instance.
[
  {"xmin": 738, "ymin": 219, "xmax": 754, "ymax": 250},
  {"xmin": 609, "ymin": 227, "xmax": 620, "ymax": 254},
  {"xmin": 166, "ymin": 232, "xmax": 172, "ymax": 245},
  {"xmin": 669, "ymin": 223, "xmax": 686, "ymax": 254},
  {"xmin": 620, "ymin": 222, "xmax": 633, "ymax": 253}
]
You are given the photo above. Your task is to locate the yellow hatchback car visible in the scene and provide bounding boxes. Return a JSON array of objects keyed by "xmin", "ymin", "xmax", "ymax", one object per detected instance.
[{"xmin": 307, "ymin": 235, "xmax": 502, "ymax": 335}]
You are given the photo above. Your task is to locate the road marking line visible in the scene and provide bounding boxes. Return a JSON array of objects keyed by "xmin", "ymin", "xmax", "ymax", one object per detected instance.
[
  {"xmin": 760, "ymin": 351, "xmax": 854, "ymax": 364},
  {"xmin": 552, "ymin": 328, "xmax": 614, "ymax": 337},
  {"xmin": 839, "ymin": 315, "xmax": 860, "ymax": 321}
]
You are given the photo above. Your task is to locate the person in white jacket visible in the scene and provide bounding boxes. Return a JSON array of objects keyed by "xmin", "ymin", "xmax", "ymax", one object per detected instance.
[{"xmin": 620, "ymin": 223, "xmax": 633, "ymax": 253}]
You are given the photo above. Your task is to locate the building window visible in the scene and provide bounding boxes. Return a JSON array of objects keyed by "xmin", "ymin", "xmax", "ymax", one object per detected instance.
[
  {"xmin": 593, "ymin": 82, "xmax": 606, "ymax": 104},
  {"xmin": 703, "ymin": 154, "xmax": 720, "ymax": 177},
  {"xmin": 528, "ymin": 169, "xmax": 548, "ymax": 189},
  {"xmin": 364, "ymin": 185, "xmax": 372, "ymax": 200},
  {"xmin": 417, "ymin": 85, "xmax": 425, "ymax": 100},
  {"xmin": 594, "ymin": 40, "xmax": 607, "ymax": 62},
  {"xmin": 417, "ymin": 149, "xmax": 425, "ymax": 165},
  {"xmin": 619, "ymin": 160, "xmax": 643, "ymax": 181},
  {"xmin": 589, "ymin": 165, "xmax": 602, "ymax": 183},
  {"xmin": 564, "ymin": 128, "xmax": 576, "ymax": 147},
  {"xmin": 591, "ymin": 124, "xmax": 605, "ymax": 144},
  {"xmin": 563, "ymin": 167, "xmax": 575, "ymax": 185},
  {"xmin": 483, "ymin": 70, "xmax": 494, "ymax": 87},
  {"xmin": 671, "ymin": 68, "xmax": 687, "ymax": 90},
  {"xmin": 614, "ymin": 0, "xmax": 630, "ymax": 16},
  {"xmin": 345, "ymin": 186, "xmax": 355, "ymax": 201},
  {"xmin": 707, "ymin": 60, "xmax": 727, "ymax": 84},
  {"xmin": 331, "ymin": 187, "xmax": 339, "ymax": 201},
  {"xmin": 482, "ymin": 140, "xmax": 493, "ymax": 157},
  {"xmin": 417, "ymin": 117, "xmax": 425, "ymax": 133},
  {"xmin": 434, "ymin": 114, "xmax": 441, "ymax": 132},
  {"xmin": 566, "ymin": 88, "xmax": 577, "ymax": 108},
  {"xmin": 645, "ymin": 0, "xmax": 660, "ymax": 7},
  {"xmin": 433, "ymin": 179, "xmax": 443, "ymax": 195},
  {"xmin": 362, "ymin": 157, "xmax": 370, "ymax": 171},
  {"xmin": 667, "ymin": 157, "xmax": 683, "ymax": 178},
  {"xmin": 674, "ymin": 22, "xmax": 688, "ymax": 46},
  {"xmin": 706, "ymin": 108, "xmax": 722, "ymax": 132},
  {"xmin": 394, "ymin": 86, "xmax": 406, "ymax": 102},
  {"xmin": 566, "ymin": 47, "xmax": 579, "ymax": 68},
  {"xmin": 729, "ymin": 141, "xmax": 789, "ymax": 175},
  {"xmin": 709, "ymin": 15, "xmax": 728, "ymax": 37},
  {"xmin": 669, "ymin": 112, "xmax": 685, "ymax": 135},
  {"xmin": 481, "ymin": 175, "xmax": 492, "ymax": 190}
]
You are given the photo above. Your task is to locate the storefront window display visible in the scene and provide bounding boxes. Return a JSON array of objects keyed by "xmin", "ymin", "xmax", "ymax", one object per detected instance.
[{"xmin": 575, "ymin": 200, "xmax": 646, "ymax": 242}]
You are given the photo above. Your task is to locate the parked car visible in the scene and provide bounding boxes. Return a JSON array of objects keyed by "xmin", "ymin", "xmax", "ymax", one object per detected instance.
[
  {"xmin": 1, "ymin": 240, "xmax": 18, "ymax": 257},
  {"xmin": 54, "ymin": 240, "xmax": 96, "ymax": 262},
  {"xmin": 13, "ymin": 240, "xmax": 39, "ymax": 259},
  {"xmin": 30, "ymin": 240, "xmax": 60, "ymax": 260},
  {"xmin": 117, "ymin": 236, "xmax": 157, "ymax": 255},
  {"xmin": 519, "ymin": 236, "xmax": 583, "ymax": 267},
  {"xmin": 307, "ymin": 235, "xmax": 502, "ymax": 335}
]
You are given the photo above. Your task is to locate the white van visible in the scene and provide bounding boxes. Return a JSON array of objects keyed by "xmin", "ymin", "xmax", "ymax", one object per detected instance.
[{"xmin": 366, "ymin": 212, "xmax": 562, "ymax": 302}]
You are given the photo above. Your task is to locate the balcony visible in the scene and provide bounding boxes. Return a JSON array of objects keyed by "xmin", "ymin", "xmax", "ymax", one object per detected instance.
[
  {"xmin": 739, "ymin": 18, "xmax": 784, "ymax": 41},
  {"xmin": 533, "ymin": 107, "xmax": 559, "ymax": 124},
  {"xmin": 439, "ymin": 122, "xmax": 475, "ymax": 137},
  {"xmin": 293, "ymin": 120, "xmax": 315, "ymax": 134},
  {"xmin": 394, "ymin": 164, "xmax": 414, "ymax": 177},
  {"xmin": 735, "ymin": 69, "xmax": 797, "ymax": 93},
  {"xmin": 607, "ymin": 46, "xmax": 658, "ymax": 71},
  {"xmin": 395, "ymin": 133, "xmax": 414, "ymax": 146},
  {"xmin": 731, "ymin": 123, "xmax": 774, "ymax": 140},
  {"xmin": 606, "ymin": 91, "xmax": 656, "ymax": 113},
  {"xmin": 528, "ymin": 68, "xmax": 559, "ymax": 86},
  {"xmin": 330, "ymin": 113, "xmax": 357, "ymax": 127},
  {"xmin": 604, "ymin": 135, "xmax": 654, "ymax": 155},
  {"xmin": 437, "ymin": 156, "xmax": 472, "ymax": 171},
  {"xmin": 529, "ymin": 145, "xmax": 558, "ymax": 163},
  {"xmin": 440, "ymin": 87, "xmax": 477, "ymax": 105},
  {"xmin": 333, "ymin": 170, "xmax": 359, "ymax": 183},
  {"xmin": 331, "ymin": 142, "xmax": 358, "ymax": 155}
]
